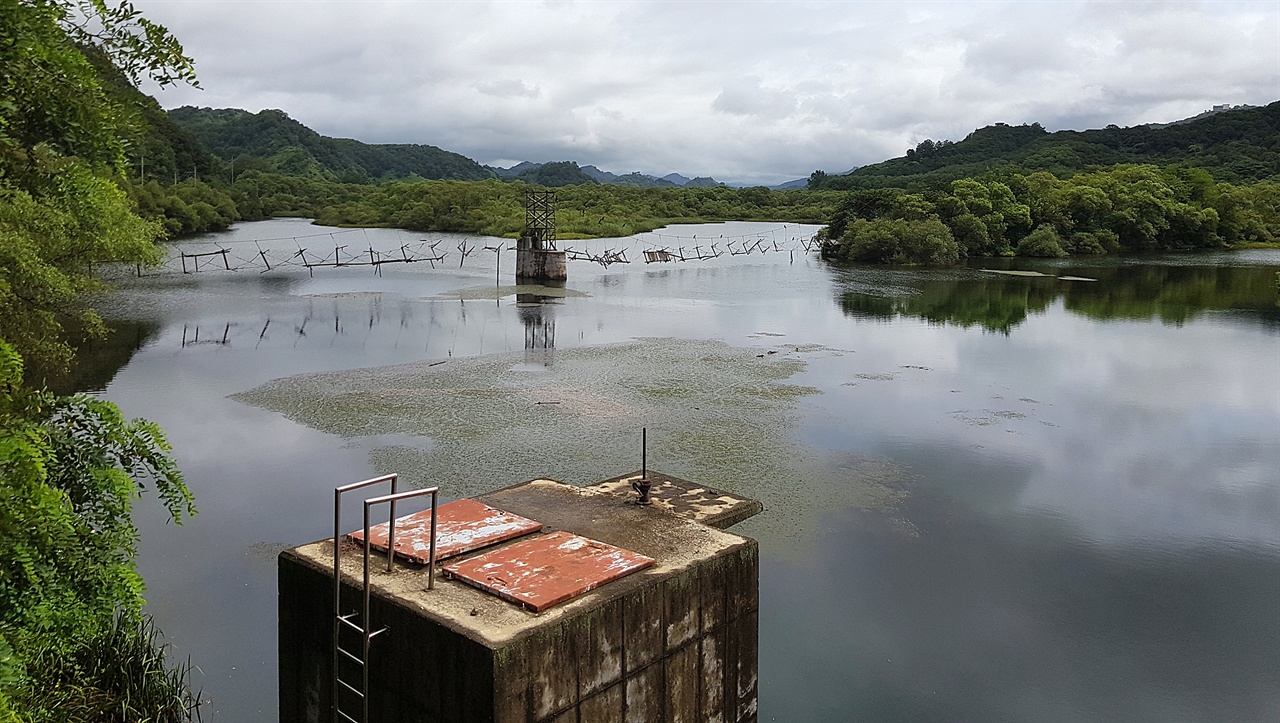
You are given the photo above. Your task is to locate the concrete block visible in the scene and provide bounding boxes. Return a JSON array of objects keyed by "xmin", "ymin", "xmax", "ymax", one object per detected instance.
[
  {"xmin": 734, "ymin": 611, "xmax": 759, "ymax": 723},
  {"xmin": 664, "ymin": 643, "xmax": 698, "ymax": 723},
  {"xmin": 664, "ymin": 569, "xmax": 699, "ymax": 652},
  {"xmin": 699, "ymin": 627, "xmax": 726, "ymax": 723},
  {"xmin": 530, "ymin": 627, "xmax": 576, "ymax": 721},
  {"xmin": 550, "ymin": 708, "xmax": 577, "ymax": 723},
  {"xmin": 494, "ymin": 645, "xmax": 531, "ymax": 723},
  {"xmin": 279, "ymin": 476, "xmax": 760, "ymax": 723},
  {"xmin": 700, "ymin": 555, "xmax": 728, "ymax": 636},
  {"xmin": 624, "ymin": 663, "xmax": 664, "ymax": 723},
  {"xmin": 622, "ymin": 582, "xmax": 664, "ymax": 674},
  {"xmin": 728, "ymin": 545, "xmax": 759, "ymax": 615},
  {"xmin": 585, "ymin": 472, "xmax": 764, "ymax": 529},
  {"xmin": 516, "ymin": 249, "xmax": 567, "ymax": 281},
  {"xmin": 576, "ymin": 599, "xmax": 624, "ymax": 697},
  {"xmin": 579, "ymin": 683, "xmax": 624, "ymax": 723}
]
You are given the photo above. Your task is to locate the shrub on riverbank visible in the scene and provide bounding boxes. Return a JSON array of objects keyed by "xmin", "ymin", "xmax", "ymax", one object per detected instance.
[
  {"xmin": 818, "ymin": 165, "xmax": 1280, "ymax": 265},
  {"xmin": 829, "ymin": 218, "xmax": 961, "ymax": 265}
]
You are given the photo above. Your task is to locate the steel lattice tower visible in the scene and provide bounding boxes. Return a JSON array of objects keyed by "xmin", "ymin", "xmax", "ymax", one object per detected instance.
[{"xmin": 523, "ymin": 190, "xmax": 557, "ymax": 250}]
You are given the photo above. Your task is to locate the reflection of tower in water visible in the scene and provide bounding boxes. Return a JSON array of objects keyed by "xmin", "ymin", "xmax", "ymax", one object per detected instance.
[{"xmin": 517, "ymin": 292, "xmax": 556, "ymax": 367}]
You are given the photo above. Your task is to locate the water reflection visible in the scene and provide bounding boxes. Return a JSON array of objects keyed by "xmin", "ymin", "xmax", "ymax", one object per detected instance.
[
  {"xmin": 839, "ymin": 263, "xmax": 1280, "ymax": 333},
  {"xmin": 517, "ymin": 285, "xmax": 559, "ymax": 369},
  {"xmin": 47, "ymin": 319, "xmax": 160, "ymax": 394},
  {"xmin": 180, "ymin": 323, "xmax": 232, "ymax": 348}
]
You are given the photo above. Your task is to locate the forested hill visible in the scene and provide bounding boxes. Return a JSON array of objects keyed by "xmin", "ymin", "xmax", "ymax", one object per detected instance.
[
  {"xmin": 168, "ymin": 106, "xmax": 495, "ymax": 182},
  {"xmin": 811, "ymin": 101, "xmax": 1280, "ymax": 190},
  {"xmin": 84, "ymin": 47, "xmax": 223, "ymax": 184}
]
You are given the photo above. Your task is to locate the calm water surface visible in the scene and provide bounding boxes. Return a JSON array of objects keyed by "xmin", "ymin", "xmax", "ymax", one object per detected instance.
[{"xmin": 83, "ymin": 219, "xmax": 1280, "ymax": 721}]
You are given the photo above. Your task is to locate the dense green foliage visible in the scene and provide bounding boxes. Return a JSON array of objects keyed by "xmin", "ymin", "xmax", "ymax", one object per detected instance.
[
  {"xmin": 1, "ymin": 2, "xmax": 200, "ymax": 719},
  {"xmin": 839, "ymin": 218, "xmax": 960, "ymax": 265},
  {"xmin": 0, "ymin": 342, "xmax": 197, "ymax": 721},
  {"xmin": 168, "ymin": 106, "xmax": 495, "ymax": 182},
  {"xmin": 820, "ymin": 164, "xmax": 1280, "ymax": 265},
  {"xmin": 812, "ymin": 103, "xmax": 1280, "ymax": 191},
  {"xmin": 111, "ymin": 154, "xmax": 840, "ymax": 239},
  {"xmin": 0, "ymin": 159, "xmax": 168, "ymax": 375},
  {"xmin": 84, "ymin": 45, "xmax": 220, "ymax": 186}
]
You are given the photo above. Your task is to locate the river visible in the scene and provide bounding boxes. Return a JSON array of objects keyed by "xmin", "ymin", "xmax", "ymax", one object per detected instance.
[{"xmin": 83, "ymin": 218, "xmax": 1280, "ymax": 721}]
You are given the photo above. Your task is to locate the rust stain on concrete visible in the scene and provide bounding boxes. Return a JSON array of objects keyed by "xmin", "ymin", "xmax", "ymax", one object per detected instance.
[
  {"xmin": 347, "ymin": 498, "xmax": 543, "ymax": 564},
  {"xmin": 443, "ymin": 530, "xmax": 654, "ymax": 612}
]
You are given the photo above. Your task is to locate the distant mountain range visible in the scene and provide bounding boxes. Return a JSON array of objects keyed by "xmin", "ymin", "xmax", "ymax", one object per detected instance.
[
  {"xmin": 167, "ymin": 107, "xmax": 737, "ymax": 188},
  {"xmin": 166, "ymin": 101, "xmax": 1278, "ymax": 194},
  {"xmin": 489, "ymin": 161, "xmax": 725, "ymax": 188}
]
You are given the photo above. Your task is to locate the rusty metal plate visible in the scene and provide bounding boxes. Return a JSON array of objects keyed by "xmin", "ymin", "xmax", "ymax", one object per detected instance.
[
  {"xmin": 443, "ymin": 530, "xmax": 655, "ymax": 612},
  {"xmin": 347, "ymin": 498, "xmax": 543, "ymax": 564}
]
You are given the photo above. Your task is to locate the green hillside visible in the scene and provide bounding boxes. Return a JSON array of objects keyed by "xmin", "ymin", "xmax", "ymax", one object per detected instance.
[
  {"xmin": 168, "ymin": 106, "xmax": 495, "ymax": 182},
  {"xmin": 83, "ymin": 48, "xmax": 221, "ymax": 185},
  {"xmin": 515, "ymin": 161, "xmax": 599, "ymax": 187},
  {"xmin": 812, "ymin": 102, "xmax": 1280, "ymax": 190}
]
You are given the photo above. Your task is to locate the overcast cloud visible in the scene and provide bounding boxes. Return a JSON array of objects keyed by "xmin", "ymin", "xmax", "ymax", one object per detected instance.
[{"xmin": 133, "ymin": 0, "xmax": 1280, "ymax": 185}]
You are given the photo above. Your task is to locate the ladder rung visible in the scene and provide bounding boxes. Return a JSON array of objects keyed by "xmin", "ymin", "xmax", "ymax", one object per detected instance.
[
  {"xmin": 338, "ymin": 679, "xmax": 365, "ymax": 698},
  {"xmin": 338, "ymin": 615, "xmax": 365, "ymax": 633},
  {"xmin": 336, "ymin": 709, "xmax": 360, "ymax": 723},
  {"xmin": 337, "ymin": 647, "xmax": 364, "ymax": 665}
]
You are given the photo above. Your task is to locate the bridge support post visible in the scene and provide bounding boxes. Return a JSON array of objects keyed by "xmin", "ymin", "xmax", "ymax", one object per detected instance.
[{"xmin": 517, "ymin": 190, "xmax": 567, "ymax": 283}]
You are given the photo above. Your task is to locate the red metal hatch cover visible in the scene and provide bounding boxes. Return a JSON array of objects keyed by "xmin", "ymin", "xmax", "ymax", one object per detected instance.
[
  {"xmin": 443, "ymin": 530, "xmax": 655, "ymax": 612},
  {"xmin": 347, "ymin": 498, "xmax": 543, "ymax": 564}
]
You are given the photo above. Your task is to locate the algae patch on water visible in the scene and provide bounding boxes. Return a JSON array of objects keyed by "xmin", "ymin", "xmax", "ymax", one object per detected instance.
[{"xmin": 232, "ymin": 337, "xmax": 912, "ymax": 548}]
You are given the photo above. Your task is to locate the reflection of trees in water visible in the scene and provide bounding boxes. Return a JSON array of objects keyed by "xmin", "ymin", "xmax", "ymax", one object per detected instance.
[
  {"xmin": 1063, "ymin": 265, "xmax": 1280, "ymax": 325},
  {"xmin": 54, "ymin": 319, "xmax": 162, "ymax": 394},
  {"xmin": 841, "ymin": 278, "xmax": 1055, "ymax": 334},
  {"xmin": 839, "ymin": 264, "xmax": 1280, "ymax": 333}
]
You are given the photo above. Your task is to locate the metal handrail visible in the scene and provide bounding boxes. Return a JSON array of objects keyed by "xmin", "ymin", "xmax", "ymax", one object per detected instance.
[
  {"xmin": 332, "ymin": 474, "xmax": 397, "ymax": 723},
  {"xmin": 356, "ymin": 487, "xmax": 438, "ymax": 723},
  {"xmin": 331, "ymin": 476, "xmax": 439, "ymax": 723},
  {"xmin": 363, "ymin": 487, "xmax": 440, "ymax": 592}
]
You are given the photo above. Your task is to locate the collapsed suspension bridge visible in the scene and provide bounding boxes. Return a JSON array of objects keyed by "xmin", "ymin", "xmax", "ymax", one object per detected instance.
[{"xmin": 150, "ymin": 225, "xmax": 821, "ymax": 277}]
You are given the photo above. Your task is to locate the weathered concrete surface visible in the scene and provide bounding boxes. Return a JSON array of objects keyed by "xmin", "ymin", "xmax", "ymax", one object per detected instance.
[
  {"xmin": 515, "ymin": 249, "xmax": 567, "ymax": 281},
  {"xmin": 585, "ymin": 471, "xmax": 765, "ymax": 529},
  {"xmin": 279, "ymin": 477, "xmax": 759, "ymax": 723}
]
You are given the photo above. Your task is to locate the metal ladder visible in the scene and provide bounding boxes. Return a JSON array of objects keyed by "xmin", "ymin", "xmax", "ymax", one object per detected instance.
[{"xmin": 332, "ymin": 474, "xmax": 439, "ymax": 723}]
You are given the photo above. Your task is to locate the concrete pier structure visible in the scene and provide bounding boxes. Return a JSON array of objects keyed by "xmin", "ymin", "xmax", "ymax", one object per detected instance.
[
  {"xmin": 279, "ymin": 474, "xmax": 761, "ymax": 723},
  {"xmin": 515, "ymin": 242, "xmax": 567, "ymax": 282},
  {"xmin": 515, "ymin": 189, "xmax": 566, "ymax": 282}
]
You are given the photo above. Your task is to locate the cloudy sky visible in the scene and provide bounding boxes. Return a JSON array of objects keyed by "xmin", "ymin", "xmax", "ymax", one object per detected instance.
[{"xmin": 133, "ymin": 0, "xmax": 1279, "ymax": 186}]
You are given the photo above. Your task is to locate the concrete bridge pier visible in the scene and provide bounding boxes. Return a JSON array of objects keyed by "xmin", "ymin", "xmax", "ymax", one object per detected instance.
[{"xmin": 515, "ymin": 235, "xmax": 567, "ymax": 282}]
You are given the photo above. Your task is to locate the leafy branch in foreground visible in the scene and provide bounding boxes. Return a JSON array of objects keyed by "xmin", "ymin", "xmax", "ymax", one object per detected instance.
[
  {"xmin": 0, "ymin": 341, "xmax": 198, "ymax": 721},
  {"xmin": 60, "ymin": 0, "xmax": 199, "ymax": 89},
  {"xmin": 1, "ymin": 3, "xmax": 203, "ymax": 718}
]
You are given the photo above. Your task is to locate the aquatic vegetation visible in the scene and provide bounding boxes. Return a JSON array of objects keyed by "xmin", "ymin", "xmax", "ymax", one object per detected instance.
[{"xmin": 234, "ymin": 337, "xmax": 914, "ymax": 550}]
